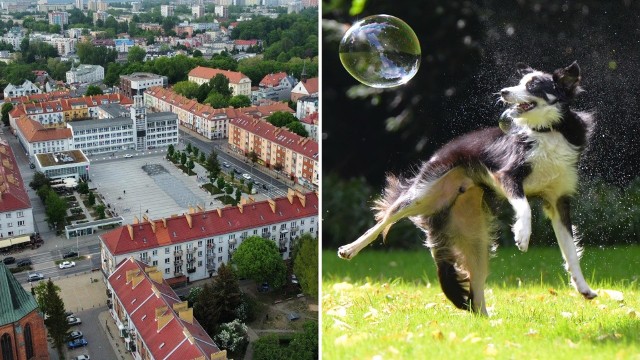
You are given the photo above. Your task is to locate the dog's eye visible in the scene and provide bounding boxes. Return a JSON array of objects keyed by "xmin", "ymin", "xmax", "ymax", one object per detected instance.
[{"xmin": 526, "ymin": 77, "xmax": 539, "ymax": 90}]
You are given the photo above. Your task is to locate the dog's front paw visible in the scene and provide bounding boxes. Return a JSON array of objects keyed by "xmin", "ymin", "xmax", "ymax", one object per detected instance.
[
  {"xmin": 337, "ymin": 246, "xmax": 353, "ymax": 260},
  {"xmin": 513, "ymin": 219, "xmax": 531, "ymax": 252}
]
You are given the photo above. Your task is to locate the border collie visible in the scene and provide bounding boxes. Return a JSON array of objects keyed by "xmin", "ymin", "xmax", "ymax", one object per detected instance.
[{"xmin": 337, "ymin": 62, "xmax": 597, "ymax": 315}]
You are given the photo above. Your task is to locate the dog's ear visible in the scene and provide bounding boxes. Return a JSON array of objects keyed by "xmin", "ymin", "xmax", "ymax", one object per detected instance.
[
  {"xmin": 553, "ymin": 61, "xmax": 581, "ymax": 96},
  {"xmin": 516, "ymin": 63, "xmax": 534, "ymax": 76}
]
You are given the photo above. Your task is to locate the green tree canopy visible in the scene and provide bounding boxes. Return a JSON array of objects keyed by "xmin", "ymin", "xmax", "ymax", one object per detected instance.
[
  {"xmin": 232, "ymin": 236, "xmax": 286, "ymax": 288},
  {"xmin": 193, "ymin": 263, "xmax": 243, "ymax": 335},
  {"xmin": 173, "ymin": 80, "xmax": 200, "ymax": 99},
  {"xmin": 85, "ymin": 85, "xmax": 103, "ymax": 96},
  {"xmin": 1, "ymin": 103, "xmax": 13, "ymax": 127},
  {"xmin": 210, "ymin": 73, "xmax": 233, "ymax": 97},
  {"xmin": 29, "ymin": 171, "xmax": 50, "ymax": 190},
  {"xmin": 293, "ymin": 234, "xmax": 318, "ymax": 298},
  {"xmin": 206, "ymin": 150, "xmax": 221, "ymax": 179},
  {"xmin": 229, "ymin": 94, "xmax": 251, "ymax": 108},
  {"xmin": 205, "ymin": 92, "xmax": 229, "ymax": 108},
  {"xmin": 266, "ymin": 111, "xmax": 298, "ymax": 127},
  {"xmin": 286, "ymin": 121, "xmax": 309, "ymax": 137},
  {"xmin": 41, "ymin": 280, "xmax": 71, "ymax": 359},
  {"xmin": 45, "ymin": 191, "xmax": 67, "ymax": 230},
  {"xmin": 127, "ymin": 45, "xmax": 147, "ymax": 63}
]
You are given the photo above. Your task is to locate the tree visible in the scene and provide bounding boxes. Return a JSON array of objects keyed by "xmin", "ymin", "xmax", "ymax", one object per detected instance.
[
  {"xmin": 253, "ymin": 334, "xmax": 289, "ymax": 360},
  {"xmin": 225, "ymin": 185, "xmax": 233, "ymax": 196},
  {"xmin": 248, "ymin": 151, "xmax": 258, "ymax": 165},
  {"xmin": 187, "ymin": 159, "xmax": 195, "ymax": 175},
  {"xmin": 180, "ymin": 151, "xmax": 187, "ymax": 166},
  {"xmin": 193, "ymin": 147, "xmax": 200, "ymax": 158},
  {"xmin": 193, "ymin": 263, "xmax": 242, "ymax": 335},
  {"xmin": 210, "ymin": 73, "xmax": 233, "ymax": 97},
  {"xmin": 216, "ymin": 177, "xmax": 226, "ymax": 190},
  {"xmin": 32, "ymin": 280, "xmax": 61, "ymax": 315},
  {"xmin": 247, "ymin": 182, "xmax": 253, "ymax": 194},
  {"xmin": 232, "ymin": 236, "xmax": 287, "ymax": 288},
  {"xmin": 128, "ymin": 45, "xmax": 146, "ymax": 63},
  {"xmin": 286, "ymin": 121, "xmax": 309, "ymax": 137},
  {"xmin": 104, "ymin": 62, "xmax": 123, "ymax": 87},
  {"xmin": 77, "ymin": 181, "xmax": 89, "ymax": 194},
  {"xmin": 199, "ymin": 152, "xmax": 206, "ymax": 163},
  {"xmin": 193, "ymin": 49, "xmax": 203, "ymax": 57},
  {"xmin": 266, "ymin": 111, "xmax": 298, "ymax": 127},
  {"xmin": 85, "ymin": 85, "xmax": 103, "ymax": 96},
  {"xmin": 40, "ymin": 280, "xmax": 71, "ymax": 359},
  {"xmin": 289, "ymin": 321, "xmax": 318, "ymax": 360},
  {"xmin": 94, "ymin": 204, "xmax": 106, "ymax": 219},
  {"xmin": 229, "ymin": 94, "xmax": 251, "ymax": 108},
  {"xmin": 186, "ymin": 142, "xmax": 193, "ymax": 154},
  {"xmin": 293, "ymin": 234, "xmax": 318, "ymax": 298},
  {"xmin": 235, "ymin": 188, "xmax": 242, "ymax": 203},
  {"xmin": 204, "ymin": 92, "xmax": 229, "ymax": 108},
  {"xmin": 173, "ymin": 80, "xmax": 200, "ymax": 99},
  {"xmin": 213, "ymin": 319, "xmax": 249, "ymax": 354},
  {"xmin": 45, "ymin": 191, "xmax": 67, "ymax": 230},
  {"xmin": 167, "ymin": 144, "xmax": 175, "ymax": 158},
  {"xmin": 1, "ymin": 102, "xmax": 13, "ymax": 127},
  {"xmin": 29, "ymin": 171, "xmax": 50, "ymax": 190},
  {"xmin": 88, "ymin": 191, "xmax": 96, "ymax": 206},
  {"xmin": 206, "ymin": 150, "xmax": 221, "ymax": 179}
]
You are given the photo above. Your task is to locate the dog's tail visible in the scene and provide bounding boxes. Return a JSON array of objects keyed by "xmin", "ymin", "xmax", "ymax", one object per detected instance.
[{"xmin": 338, "ymin": 166, "xmax": 472, "ymax": 260}]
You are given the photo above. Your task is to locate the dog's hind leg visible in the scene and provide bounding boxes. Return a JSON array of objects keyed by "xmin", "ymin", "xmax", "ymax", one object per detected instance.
[
  {"xmin": 338, "ymin": 167, "xmax": 472, "ymax": 260},
  {"xmin": 545, "ymin": 196, "xmax": 597, "ymax": 299}
]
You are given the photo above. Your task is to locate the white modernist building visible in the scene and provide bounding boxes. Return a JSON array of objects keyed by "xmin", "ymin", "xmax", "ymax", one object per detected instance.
[
  {"xmin": 3, "ymin": 80, "xmax": 42, "ymax": 99},
  {"xmin": 66, "ymin": 64, "xmax": 105, "ymax": 84}
]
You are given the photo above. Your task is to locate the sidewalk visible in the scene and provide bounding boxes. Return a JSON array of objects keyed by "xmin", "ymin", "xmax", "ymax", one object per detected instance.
[{"xmin": 98, "ymin": 311, "xmax": 134, "ymax": 360}]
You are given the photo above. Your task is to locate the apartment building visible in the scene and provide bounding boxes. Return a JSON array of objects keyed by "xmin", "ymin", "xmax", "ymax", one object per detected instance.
[
  {"xmin": 0, "ymin": 140, "xmax": 34, "ymax": 240},
  {"xmin": 100, "ymin": 191, "xmax": 318, "ymax": 282},
  {"xmin": 119, "ymin": 72, "xmax": 168, "ymax": 99},
  {"xmin": 252, "ymin": 72, "xmax": 297, "ymax": 104},
  {"xmin": 228, "ymin": 118, "xmax": 319, "ymax": 188},
  {"xmin": 48, "ymin": 11, "xmax": 69, "ymax": 26},
  {"xmin": 187, "ymin": 66, "xmax": 251, "ymax": 96},
  {"xmin": 290, "ymin": 77, "xmax": 319, "ymax": 102},
  {"xmin": 66, "ymin": 64, "xmax": 104, "ymax": 84},
  {"xmin": 161, "ymin": 5, "xmax": 174, "ymax": 17},
  {"xmin": 14, "ymin": 116, "xmax": 73, "ymax": 156},
  {"xmin": 3, "ymin": 80, "xmax": 41, "ymax": 99},
  {"xmin": 144, "ymin": 86, "xmax": 293, "ymax": 140}
]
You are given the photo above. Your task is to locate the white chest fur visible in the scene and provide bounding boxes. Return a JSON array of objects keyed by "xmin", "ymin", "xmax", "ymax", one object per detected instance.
[{"xmin": 523, "ymin": 131, "xmax": 580, "ymax": 198}]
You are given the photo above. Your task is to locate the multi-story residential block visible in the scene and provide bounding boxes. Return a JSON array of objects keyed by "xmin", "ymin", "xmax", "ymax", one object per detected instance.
[
  {"xmin": 300, "ymin": 112, "xmax": 319, "ymax": 142},
  {"xmin": 0, "ymin": 140, "xmax": 35, "ymax": 240},
  {"xmin": 161, "ymin": 5, "xmax": 174, "ymax": 17},
  {"xmin": 296, "ymin": 94, "xmax": 318, "ymax": 120},
  {"xmin": 66, "ymin": 64, "xmax": 104, "ymax": 84},
  {"xmin": 214, "ymin": 5, "xmax": 228, "ymax": 18},
  {"xmin": 192, "ymin": 5, "xmax": 205, "ymax": 18},
  {"xmin": 233, "ymin": 39, "xmax": 259, "ymax": 51},
  {"xmin": 131, "ymin": 1, "xmax": 141, "ymax": 12},
  {"xmin": 144, "ymin": 87, "xmax": 293, "ymax": 140},
  {"xmin": 252, "ymin": 72, "xmax": 297, "ymax": 104},
  {"xmin": 49, "ymin": 36, "xmax": 76, "ymax": 56},
  {"xmin": 9, "ymin": 94, "xmax": 133, "ymax": 128},
  {"xmin": 100, "ymin": 191, "xmax": 318, "ymax": 282},
  {"xmin": 188, "ymin": 66, "xmax": 251, "ymax": 96},
  {"xmin": 290, "ymin": 76, "xmax": 319, "ymax": 102},
  {"xmin": 3, "ymin": 80, "xmax": 41, "ymax": 99},
  {"xmin": 107, "ymin": 258, "xmax": 227, "ymax": 359},
  {"xmin": 1, "ymin": 27, "xmax": 25, "ymax": 50},
  {"xmin": 228, "ymin": 118, "xmax": 319, "ymax": 188},
  {"xmin": 93, "ymin": 10, "xmax": 108, "ymax": 24},
  {"xmin": 48, "ymin": 11, "xmax": 69, "ymax": 26}
]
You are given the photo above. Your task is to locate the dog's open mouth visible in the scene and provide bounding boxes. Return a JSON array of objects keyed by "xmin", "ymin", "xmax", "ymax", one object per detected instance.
[{"xmin": 517, "ymin": 101, "xmax": 536, "ymax": 112}]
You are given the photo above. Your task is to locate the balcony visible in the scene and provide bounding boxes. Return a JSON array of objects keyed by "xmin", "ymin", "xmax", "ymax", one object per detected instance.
[
  {"xmin": 139, "ymin": 257, "xmax": 149, "ymax": 264},
  {"xmin": 187, "ymin": 248, "xmax": 196, "ymax": 254},
  {"xmin": 279, "ymin": 247, "xmax": 288, "ymax": 253},
  {"xmin": 175, "ymin": 260, "xmax": 183, "ymax": 266},
  {"xmin": 261, "ymin": 232, "xmax": 271, "ymax": 239},
  {"xmin": 174, "ymin": 250, "xmax": 183, "ymax": 256},
  {"xmin": 206, "ymin": 262, "xmax": 216, "ymax": 270}
]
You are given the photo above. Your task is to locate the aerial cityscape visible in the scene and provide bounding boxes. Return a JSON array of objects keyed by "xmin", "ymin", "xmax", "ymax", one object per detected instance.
[{"xmin": 0, "ymin": 1, "xmax": 318, "ymax": 359}]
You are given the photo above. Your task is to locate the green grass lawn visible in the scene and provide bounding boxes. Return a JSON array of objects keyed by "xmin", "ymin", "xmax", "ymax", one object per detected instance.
[{"xmin": 322, "ymin": 246, "xmax": 640, "ymax": 359}]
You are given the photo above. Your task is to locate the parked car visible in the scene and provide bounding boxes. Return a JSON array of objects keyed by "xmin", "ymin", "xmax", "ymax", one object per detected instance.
[
  {"xmin": 16, "ymin": 259, "xmax": 32, "ymax": 267},
  {"xmin": 67, "ymin": 330, "xmax": 83, "ymax": 341},
  {"xmin": 63, "ymin": 251, "xmax": 78, "ymax": 259},
  {"xmin": 65, "ymin": 311, "xmax": 74, "ymax": 318},
  {"xmin": 124, "ymin": 154, "xmax": 133, "ymax": 158},
  {"xmin": 242, "ymin": 173, "xmax": 251, "ymax": 180},
  {"xmin": 287, "ymin": 313, "xmax": 301, "ymax": 321},
  {"xmin": 233, "ymin": 168, "xmax": 242, "ymax": 174},
  {"xmin": 257, "ymin": 282, "xmax": 270, "ymax": 292},
  {"xmin": 27, "ymin": 273, "xmax": 44, "ymax": 282},
  {"xmin": 67, "ymin": 338, "xmax": 88, "ymax": 349},
  {"xmin": 223, "ymin": 161, "xmax": 230, "ymax": 168},
  {"xmin": 2, "ymin": 257, "xmax": 15, "ymax": 265},
  {"xmin": 59, "ymin": 261, "xmax": 76, "ymax": 269},
  {"xmin": 67, "ymin": 316, "xmax": 82, "ymax": 325},
  {"xmin": 73, "ymin": 355, "xmax": 90, "ymax": 360}
]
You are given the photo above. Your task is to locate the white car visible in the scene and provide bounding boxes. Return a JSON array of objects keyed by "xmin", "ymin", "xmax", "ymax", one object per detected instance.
[
  {"xmin": 123, "ymin": 154, "xmax": 133, "ymax": 158},
  {"xmin": 242, "ymin": 173, "xmax": 251, "ymax": 180},
  {"xmin": 73, "ymin": 355, "xmax": 90, "ymax": 360},
  {"xmin": 67, "ymin": 316, "xmax": 82, "ymax": 325},
  {"xmin": 59, "ymin": 261, "xmax": 76, "ymax": 269}
]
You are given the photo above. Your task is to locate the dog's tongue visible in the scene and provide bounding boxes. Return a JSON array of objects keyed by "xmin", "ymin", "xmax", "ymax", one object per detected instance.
[{"xmin": 519, "ymin": 102, "xmax": 535, "ymax": 111}]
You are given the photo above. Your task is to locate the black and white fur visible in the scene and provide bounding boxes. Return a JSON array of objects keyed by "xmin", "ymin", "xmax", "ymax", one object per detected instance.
[{"xmin": 338, "ymin": 62, "xmax": 597, "ymax": 315}]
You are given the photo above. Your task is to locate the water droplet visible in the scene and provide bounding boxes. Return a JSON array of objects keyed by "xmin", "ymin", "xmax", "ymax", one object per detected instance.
[{"xmin": 339, "ymin": 14, "xmax": 421, "ymax": 88}]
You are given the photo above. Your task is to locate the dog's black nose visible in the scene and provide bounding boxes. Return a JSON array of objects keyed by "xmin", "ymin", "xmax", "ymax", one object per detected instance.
[{"xmin": 500, "ymin": 89, "xmax": 510, "ymax": 97}]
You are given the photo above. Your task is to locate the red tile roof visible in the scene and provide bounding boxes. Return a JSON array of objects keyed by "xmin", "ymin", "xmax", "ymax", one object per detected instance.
[
  {"xmin": 9, "ymin": 94, "xmax": 133, "ymax": 119},
  {"xmin": 294, "ymin": 77, "xmax": 319, "ymax": 95},
  {"xmin": 300, "ymin": 112, "xmax": 318, "ymax": 125},
  {"xmin": 109, "ymin": 258, "xmax": 225, "ymax": 360},
  {"xmin": 101, "ymin": 192, "xmax": 318, "ymax": 256},
  {"xmin": 230, "ymin": 117, "xmax": 318, "ymax": 159},
  {"xmin": 0, "ymin": 140, "xmax": 31, "ymax": 213},
  {"xmin": 234, "ymin": 39, "xmax": 258, "ymax": 46},
  {"xmin": 15, "ymin": 116, "xmax": 72, "ymax": 142},
  {"xmin": 6, "ymin": 91, "xmax": 73, "ymax": 104},
  {"xmin": 188, "ymin": 66, "xmax": 249, "ymax": 85},
  {"xmin": 259, "ymin": 72, "xmax": 288, "ymax": 88}
]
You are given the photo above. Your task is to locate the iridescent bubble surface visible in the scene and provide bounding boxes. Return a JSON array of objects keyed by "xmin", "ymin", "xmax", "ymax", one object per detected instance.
[{"xmin": 339, "ymin": 14, "xmax": 421, "ymax": 88}]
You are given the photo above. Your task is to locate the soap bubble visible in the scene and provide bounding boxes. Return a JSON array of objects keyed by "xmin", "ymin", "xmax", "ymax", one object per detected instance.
[{"xmin": 339, "ymin": 14, "xmax": 421, "ymax": 88}]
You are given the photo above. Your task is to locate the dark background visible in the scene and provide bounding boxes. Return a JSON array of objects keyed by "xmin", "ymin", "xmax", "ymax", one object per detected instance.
[{"xmin": 322, "ymin": 1, "xmax": 640, "ymax": 249}]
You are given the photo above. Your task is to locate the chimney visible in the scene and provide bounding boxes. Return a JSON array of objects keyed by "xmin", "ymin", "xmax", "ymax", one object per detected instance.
[
  {"xmin": 268, "ymin": 199, "xmax": 276, "ymax": 213},
  {"xmin": 150, "ymin": 221, "xmax": 156, "ymax": 233},
  {"xmin": 211, "ymin": 350, "xmax": 228, "ymax": 360},
  {"xmin": 157, "ymin": 312, "xmax": 173, "ymax": 332},
  {"xmin": 185, "ymin": 212, "xmax": 193, "ymax": 229},
  {"xmin": 144, "ymin": 266, "xmax": 157, "ymax": 273},
  {"xmin": 287, "ymin": 188, "xmax": 295, "ymax": 204},
  {"xmin": 217, "ymin": 208, "xmax": 222, "ymax": 217},
  {"xmin": 155, "ymin": 305, "xmax": 168, "ymax": 319},
  {"xmin": 295, "ymin": 191, "xmax": 306, "ymax": 207},
  {"xmin": 237, "ymin": 203, "xmax": 243, "ymax": 213},
  {"xmin": 127, "ymin": 224, "xmax": 134, "ymax": 240},
  {"xmin": 125, "ymin": 268, "xmax": 140, "ymax": 283},
  {"xmin": 133, "ymin": 215, "xmax": 139, "ymax": 224},
  {"xmin": 189, "ymin": 207, "xmax": 195, "ymax": 214},
  {"xmin": 148, "ymin": 270, "xmax": 163, "ymax": 284},
  {"xmin": 161, "ymin": 218, "xmax": 167, "ymax": 228}
]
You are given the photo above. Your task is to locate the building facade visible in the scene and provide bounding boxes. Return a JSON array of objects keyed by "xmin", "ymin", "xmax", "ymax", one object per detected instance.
[
  {"xmin": 108, "ymin": 258, "xmax": 227, "ymax": 359},
  {"xmin": 0, "ymin": 264, "xmax": 49, "ymax": 360},
  {"xmin": 66, "ymin": 64, "xmax": 105, "ymax": 84},
  {"xmin": 3, "ymin": 80, "xmax": 41, "ymax": 99},
  {"xmin": 252, "ymin": 72, "xmax": 297, "ymax": 104},
  {"xmin": 290, "ymin": 77, "xmax": 319, "ymax": 102},
  {"xmin": 187, "ymin": 66, "xmax": 251, "ymax": 96},
  {"xmin": 161, "ymin": 5, "xmax": 174, "ymax": 17},
  {"xmin": 33, "ymin": 150, "xmax": 90, "ymax": 182},
  {"xmin": 228, "ymin": 118, "xmax": 319, "ymax": 188},
  {"xmin": 0, "ymin": 140, "xmax": 35, "ymax": 240},
  {"xmin": 119, "ymin": 72, "xmax": 168, "ymax": 99},
  {"xmin": 14, "ymin": 116, "xmax": 73, "ymax": 157},
  {"xmin": 48, "ymin": 11, "xmax": 69, "ymax": 26},
  {"xmin": 100, "ymin": 191, "xmax": 318, "ymax": 282}
]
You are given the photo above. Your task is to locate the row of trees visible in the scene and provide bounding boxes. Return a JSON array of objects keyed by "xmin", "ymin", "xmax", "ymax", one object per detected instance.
[
  {"xmin": 172, "ymin": 75, "xmax": 251, "ymax": 109},
  {"xmin": 29, "ymin": 172, "xmax": 68, "ymax": 232}
]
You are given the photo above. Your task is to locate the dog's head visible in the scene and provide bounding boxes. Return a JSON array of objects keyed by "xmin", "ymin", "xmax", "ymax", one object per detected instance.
[{"xmin": 500, "ymin": 62, "xmax": 581, "ymax": 130}]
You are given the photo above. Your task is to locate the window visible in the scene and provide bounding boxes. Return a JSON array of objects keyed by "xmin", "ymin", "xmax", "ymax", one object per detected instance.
[
  {"xmin": 197, "ymin": 241, "xmax": 202, "ymax": 247},
  {"xmin": 218, "ymin": 247, "xmax": 223, "ymax": 253},
  {"xmin": 165, "ymin": 247, "xmax": 170, "ymax": 254},
  {"xmin": 17, "ymin": 211, "xmax": 24, "ymax": 218},
  {"xmin": 164, "ymin": 268, "xmax": 170, "ymax": 274},
  {"xmin": 165, "ymin": 258, "xmax": 170, "ymax": 264},
  {"xmin": 5, "ymin": 214, "xmax": 10, "ymax": 219},
  {"xmin": 152, "ymin": 250, "xmax": 157, "ymax": 256},
  {"xmin": 152, "ymin": 260, "xmax": 158, "ymax": 266},
  {"xmin": 198, "ymin": 251, "xmax": 202, "ymax": 257},
  {"xmin": 218, "ymin": 256, "xmax": 222, "ymax": 262},
  {"xmin": 24, "ymin": 323, "xmax": 34, "ymax": 358},
  {"xmin": 1, "ymin": 333, "xmax": 13, "ymax": 360},
  {"xmin": 17, "ymin": 221, "xmax": 24, "ymax": 227}
]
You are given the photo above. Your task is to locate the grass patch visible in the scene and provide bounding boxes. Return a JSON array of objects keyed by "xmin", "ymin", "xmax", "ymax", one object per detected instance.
[
  {"xmin": 217, "ymin": 194, "xmax": 237, "ymax": 206},
  {"xmin": 323, "ymin": 247, "xmax": 640, "ymax": 359},
  {"xmin": 202, "ymin": 183, "xmax": 223, "ymax": 195},
  {"xmin": 10, "ymin": 265, "xmax": 32, "ymax": 273}
]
